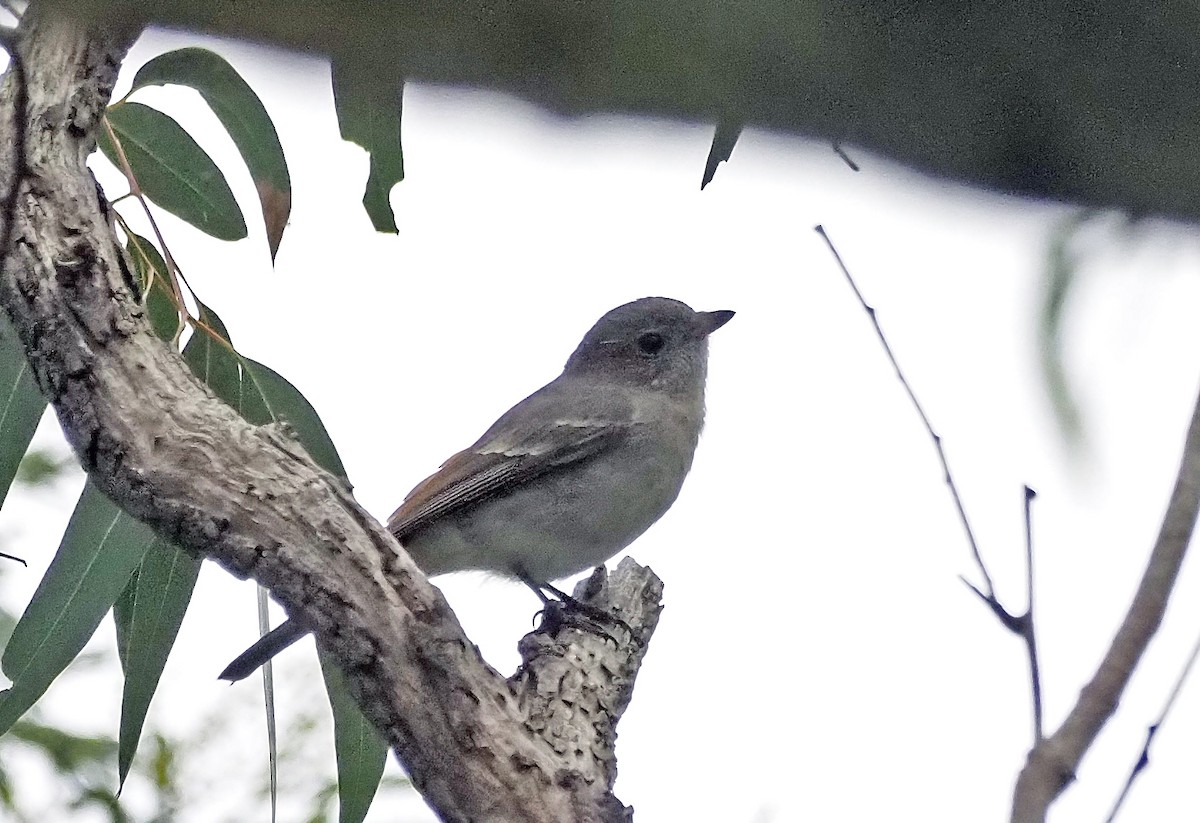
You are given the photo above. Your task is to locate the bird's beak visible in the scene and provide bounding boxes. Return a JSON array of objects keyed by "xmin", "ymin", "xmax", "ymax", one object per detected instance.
[{"xmin": 698, "ymin": 309, "xmax": 735, "ymax": 335}]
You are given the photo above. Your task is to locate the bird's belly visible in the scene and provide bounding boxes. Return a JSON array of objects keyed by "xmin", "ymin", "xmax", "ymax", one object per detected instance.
[{"xmin": 404, "ymin": 441, "xmax": 692, "ymax": 582}]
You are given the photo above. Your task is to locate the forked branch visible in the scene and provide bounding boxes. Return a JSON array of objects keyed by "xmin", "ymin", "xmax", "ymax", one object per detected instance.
[{"xmin": 1012, "ymin": 382, "xmax": 1200, "ymax": 822}]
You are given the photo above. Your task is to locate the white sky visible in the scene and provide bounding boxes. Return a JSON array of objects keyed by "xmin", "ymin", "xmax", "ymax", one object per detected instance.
[{"xmin": 5, "ymin": 27, "xmax": 1200, "ymax": 823}]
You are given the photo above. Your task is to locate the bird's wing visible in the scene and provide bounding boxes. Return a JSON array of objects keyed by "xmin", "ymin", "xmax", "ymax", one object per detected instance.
[{"xmin": 387, "ymin": 384, "xmax": 633, "ymax": 540}]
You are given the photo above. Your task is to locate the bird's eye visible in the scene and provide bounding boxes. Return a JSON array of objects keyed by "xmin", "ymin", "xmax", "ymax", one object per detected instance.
[{"xmin": 636, "ymin": 332, "xmax": 665, "ymax": 355}]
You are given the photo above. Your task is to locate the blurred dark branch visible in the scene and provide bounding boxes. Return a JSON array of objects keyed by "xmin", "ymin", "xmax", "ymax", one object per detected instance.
[{"xmin": 51, "ymin": 0, "xmax": 1200, "ymax": 225}]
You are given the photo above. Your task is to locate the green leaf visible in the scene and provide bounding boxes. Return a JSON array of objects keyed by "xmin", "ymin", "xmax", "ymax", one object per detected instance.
[
  {"xmin": 98, "ymin": 101, "xmax": 248, "ymax": 242},
  {"xmin": 112, "ymin": 543, "xmax": 201, "ymax": 790},
  {"xmin": 183, "ymin": 301, "xmax": 240, "ymax": 407},
  {"xmin": 1039, "ymin": 210, "xmax": 1096, "ymax": 448},
  {"xmin": 125, "ymin": 232, "xmax": 183, "ymax": 342},
  {"xmin": 319, "ymin": 651, "xmax": 388, "ymax": 823},
  {"xmin": 131, "ymin": 48, "xmax": 292, "ymax": 261},
  {"xmin": 331, "ymin": 59, "xmax": 403, "ymax": 234},
  {"xmin": 9, "ymin": 720, "xmax": 117, "ymax": 773},
  {"xmin": 182, "ymin": 303, "xmax": 347, "ymax": 481},
  {"xmin": 241, "ymin": 358, "xmax": 348, "ymax": 480},
  {"xmin": 0, "ymin": 313, "xmax": 46, "ymax": 509},
  {"xmin": 0, "ymin": 483, "xmax": 156, "ymax": 735},
  {"xmin": 701, "ymin": 118, "xmax": 741, "ymax": 190},
  {"xmin": 14, "ymin": 448, "xmax": 70, "ymax": 487}
]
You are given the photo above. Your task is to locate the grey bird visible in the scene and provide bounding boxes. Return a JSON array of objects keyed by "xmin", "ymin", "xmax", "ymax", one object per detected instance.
[{"xmin": 220, "ymin": 296, "xmax": 733, "ymax": 682}]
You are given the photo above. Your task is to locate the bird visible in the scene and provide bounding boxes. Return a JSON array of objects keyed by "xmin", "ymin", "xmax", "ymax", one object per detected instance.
[{"xmin": 220, "ymin": 296, "xmax": 733, "ymax": 682}]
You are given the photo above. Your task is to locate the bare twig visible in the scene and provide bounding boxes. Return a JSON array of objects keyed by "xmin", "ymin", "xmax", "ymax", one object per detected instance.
[
  {"xmin": 1012, "ymin": 381, "xmax": 1200, "ymax": 823},
  {"xmin": 0, "ymin": 550, "xmax": 25, "ymax": 564},
  {"xmin": 257, "ymin": 587, "xmax": 278, "ymax": 823},
  {"xmin": 814, "ymin": 224, "xmax": 992, "ymax": 594},
  {"xmin": 1104, "ymin": 626, "xmax": 1200, "ymax": 822},
  {"xmin": 100, "ymin": 115, "xmax": 187, "ymax": 314},
  {"xmin": 832, "ymin": 142, "xmax": 860, "ymax": 172},
  {"xmin": 817, "ymin": 226, "xmax": 1046, "ymax": 746},
  {"xmin": 1023, "ymin": 485, "xmax": 1044, "ymax": 742}
]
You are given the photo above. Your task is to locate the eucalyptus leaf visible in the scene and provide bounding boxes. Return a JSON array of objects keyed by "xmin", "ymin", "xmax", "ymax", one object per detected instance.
[
  {"xmin": 125, "ymin": 232, "xmax": 183, "ymax": 342},
  {"xmin": 0, "ymin": 314, "xmax": 46, "ymax": 510},
  {"xmin": 320, "ymin": 650, "xmax": 388, "ymax": 823},
  {"xmin": 112, "ymin": 543, "xmax": 201, "ymax": 789},
  {"xmin": 99, "ymin": 102, "xmax": 247, "ymax": 241},
  {"xmin": 0, "ymin": 484, "xmax": 157, "ymax": 735},
  {"xmin": 131, "ymin": 48, "xmax": 292, "ymax": 260},
  {"xmin": 332, "ymin": 59, "xmax": 404, "ymax": 234}
]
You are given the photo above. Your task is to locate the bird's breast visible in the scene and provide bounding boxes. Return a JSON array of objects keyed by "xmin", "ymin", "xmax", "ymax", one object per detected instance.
[{"xmin": 405, "ymin": 403, "xmax": 704, "ymax": 583}]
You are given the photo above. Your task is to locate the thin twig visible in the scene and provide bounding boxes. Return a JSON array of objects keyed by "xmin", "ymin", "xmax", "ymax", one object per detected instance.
[
  {"xmin": 1023, "ymin": 485, "xmax": 1044, "ymax": 741},
  {"xmin": 258, "ymin": 587, "xmax": 279, "ymax": 823},
  {"xmin": 832, "ymin": 143, "xmax": 860, "ymax": 172},
  {"xmin": 100, "ymin": 115, "xmax": 187, "ymax": 314},
  {"xmin": 1104, "ymin": 628, "xmax": 1200, "ymax": 823},
  {"xmin": 815, "ymin": 224, "xmax": 992, "ymax": 595},
  {"xmin": 817, "ymin": 225, "xmax": 1048, "ymax": 747},
  {"xmin": 0, "ymin": 550, "xmax": 26, "ymax": 564}
]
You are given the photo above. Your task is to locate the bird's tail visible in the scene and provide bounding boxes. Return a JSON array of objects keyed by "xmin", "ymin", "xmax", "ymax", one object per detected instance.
[{"xmin": 219, "ymin": 618, "xmax": 307, "ymax": 682}]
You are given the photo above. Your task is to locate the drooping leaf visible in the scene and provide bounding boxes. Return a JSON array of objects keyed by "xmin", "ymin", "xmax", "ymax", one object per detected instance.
[
  {"xmin": 319, "ymin": 650, "xmax": 388, "ymax": 823},
  {"xmin": 131, "ymin": 48, "xmax": 292, "ymax": 261},
  {"xmin": 0, "ymin": 313, "xmax": 46, "ymax": 509},
  {"xmin": 701, "ymin": 117, "xmax": 742, "ymax": 190},
  {"xmin": 98, "ymin": 102, "xmax": 248, "ymax": 242},
  {"xmin": 112, "ymin": 542, "xmax": 201, "ymax": 790},
  {"xmin": 1039, "ymin": 210, "xmax": 1096, "ymax": 447},
  {"xmin": 0, "ymin": 483, "xmax": 157, "ymax": 735},
  {"xmin": 331, "ymin": 59, "xmax": 403, "ymax": 234},
  {"xmin": 258, "ymin": 586, "xmax": 279, "ymax": 823},
  {"xmin": 125, "ymin": 232, "xmax": 183, "ymax": 342}
]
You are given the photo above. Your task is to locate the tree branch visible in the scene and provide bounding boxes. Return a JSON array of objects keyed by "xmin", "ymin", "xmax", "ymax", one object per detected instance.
[
  {"xmin": 0, "ymin": 8, "xmax": 660, "ymax": 821},
  {"xmin": 1011, "ymin": 379, "xmax": 1200, "ymax": 823}
]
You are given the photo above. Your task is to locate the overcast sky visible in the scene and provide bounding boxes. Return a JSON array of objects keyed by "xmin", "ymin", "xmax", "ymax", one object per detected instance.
[{"xmin": 5, "ymin": 26, "xmax": 1200, "ymax": 823}]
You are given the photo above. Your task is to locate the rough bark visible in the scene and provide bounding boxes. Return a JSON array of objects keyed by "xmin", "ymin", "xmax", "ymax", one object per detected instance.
[
  {"xmin": 52, "ymin": 0, "xmax": 1200, "ymax": 225},
  {"xmin": 0, "ymin": 8, "xmax": 662, "ymax": 821}
]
